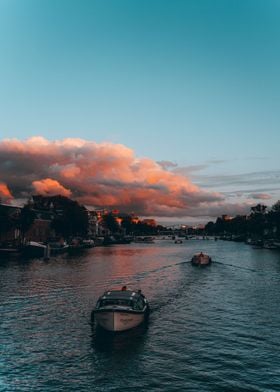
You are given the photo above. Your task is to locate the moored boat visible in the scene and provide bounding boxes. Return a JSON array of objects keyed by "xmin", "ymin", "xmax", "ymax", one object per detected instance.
[
  {"xmin": 22, "ymin": 241, "xmax": 48, "ymax": 258},
  {"xmin": 49, "ymin": 243, "xmax": 69, "ymax": 256},
  {"xmin": 0, "ymin": 247, "xmax": 22, "ymax": 258},
  {"xmin": 91, "ymin": 287, "xmax": 150, "ymax": 332},
  {"xmin": 191, "ymin": 252, "xmax": 212, "ymax": 266},
  {"xmin": 82, "ymin": 239, "xmax": 95, "ymax": 248},
  {"xmin": 263, "ymin": 240, "xmax": 278, "ymax": 250}
]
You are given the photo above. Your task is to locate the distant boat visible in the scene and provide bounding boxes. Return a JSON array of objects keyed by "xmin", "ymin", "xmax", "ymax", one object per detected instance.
[
  {"xmin": 67, "ymin": 238, "xmax": 87, "ymax": 253},
  {"xmin": 252, "ymin": 239, "xmax": 264, "ymax": 249},
  {"xmin": 91, "ymin": 288, "xmax": 150, "ymax": 332},
  {"xmin": 48, "ymin": 241, "xmax": 69, "ymax": 256},
  {"xmin": 82, "ymin": 239, "xmax": 95, "ymax": 248},
  {"xmin": 263, "ymin": 240, "xmax": 278, "ymax": 250},
  {"xmin": 174, "ymin": 239, "xmax": 183, "ymax": 244},
  {"xmin": 191, "ymin": 252, "xmax": 212, "ymax": 266}
]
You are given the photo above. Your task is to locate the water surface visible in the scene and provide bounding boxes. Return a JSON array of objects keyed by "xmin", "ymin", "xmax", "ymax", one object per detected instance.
[{"xmin": 1, "ymin": 239, "xmax": 280, "ymax": 391}]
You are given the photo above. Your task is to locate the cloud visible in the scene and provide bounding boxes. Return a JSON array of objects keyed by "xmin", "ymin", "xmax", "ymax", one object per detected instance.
[
  {"xmin": 248, "ymin": 193, "xmax": 272, "ymax": 200},
  {"xmin": 32, "ymin": 178, "xmax": 72, "ymax": 197},
  {"xmin": 0, "ymin": 182, "xmax": 13, "ymax": 200},
  {"xmin": 145, "ymin": 200, "xmax": 253, "ymax": 220},
  {"xmin": 157, "ymin": 160, "xmax": 178, "ymax": 170},
  {"xmin": 172, "ymin": 160, "xmax": 230, "ymax": 177},
  {"xmin": 0, "ymin": 136, "xmax": 223, "ymax": 217},
  {"xmin": 173, "ymin": 164, "xmax": 209, "ymax": 175},
  {"xmin": 193, "ymin": 170, "xmax": 280, "ymax": 189}
]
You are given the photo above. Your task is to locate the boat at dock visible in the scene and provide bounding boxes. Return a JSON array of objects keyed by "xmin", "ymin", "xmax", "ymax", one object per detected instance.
[
  {"xmin": 263, "ymin": 240, "xmax": 279, "ymax": 250},
  {"xmin": 81, "ymin": 239, "xmax": 95, "ymax": 248},
  {"xmin": 48, "ymin": 241, "xmax": 69, "ymax": 256},
  {"xmin": 91, "ymin": 287, "xmax": 150, "ymax": 332},
  {"xmin": 22, "ymin": 241, "xmax": 49, "ymax": 259},
  {"xmin": 191, "ymin": 252, "xmax": 212, "ymax": 266},
  {"xmin": 0, "ymin": 247, "xmax": 22, "ymax": 258}
]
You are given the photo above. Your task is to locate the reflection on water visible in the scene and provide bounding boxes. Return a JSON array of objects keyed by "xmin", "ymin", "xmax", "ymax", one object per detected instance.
[{"xmin": 1, "ymin": 240, "xmax": 280, "ymax": 391}]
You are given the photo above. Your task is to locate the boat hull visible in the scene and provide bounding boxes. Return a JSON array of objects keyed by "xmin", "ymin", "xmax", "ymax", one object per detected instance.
[
  {"xmin": 22, "ymin": 243, "xmax": 47, "ymax": 258},
  {"xmin": 191, "ymin": 254, "xmax": 212, "ymax": 266},
  {"xmin": 94, "ymin": 310, "xmax": 146, "ymax": 332},
  {"xmin": 0, "ymin": 248, "xmax": 22, "ymax": 258}
]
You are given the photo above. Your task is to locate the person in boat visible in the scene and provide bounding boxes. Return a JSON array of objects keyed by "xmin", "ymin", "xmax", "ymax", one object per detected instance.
[
  {"xmin": 138, "ymin": 289, "xmax": 145, "ymax": 298},
  {"xmin": 199, "ymin": 252, "xmax": 204, "ymax": 256},
  {"xmin": 121, "ymin": 285, "xmax": 127, "ymax": 291}
]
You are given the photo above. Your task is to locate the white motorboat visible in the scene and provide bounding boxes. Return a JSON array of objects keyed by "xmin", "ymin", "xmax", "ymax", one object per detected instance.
[
  {"xmin": 92, "ymin": 288, "xmax": 150, "ymax": 332},
  {"xmin": 191, "ymin": 252, "xmax": 212, "ymax": 266}
]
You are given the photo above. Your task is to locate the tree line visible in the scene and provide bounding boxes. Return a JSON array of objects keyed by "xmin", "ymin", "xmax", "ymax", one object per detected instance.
[
  {"xmin": 204, "ymin": 201, "xmax": 280, "ymax": 240},
  {"xmin": 0, "ymin": 195, "xmax": 164, "ymax": 243},
  {"xmin": 3, "ymin": 196, "xmax": 280, "ymax": 243}
]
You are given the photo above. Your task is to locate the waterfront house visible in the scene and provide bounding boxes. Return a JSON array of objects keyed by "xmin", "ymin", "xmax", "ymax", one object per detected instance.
[{"xmin": 0, "ymin": 203, "xmax": 21, "ymax": 245}]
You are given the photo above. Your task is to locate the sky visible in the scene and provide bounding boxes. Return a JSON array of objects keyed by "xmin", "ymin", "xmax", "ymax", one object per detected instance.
[{"xmin": 0, "ymin": 0, "xmax": 280, "ymax": 225}]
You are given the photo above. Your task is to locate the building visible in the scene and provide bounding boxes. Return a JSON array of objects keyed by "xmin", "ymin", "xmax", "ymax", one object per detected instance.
[
  {"xmin": 142, "ymin": 219, "xmax": 157, "ymax": 227},
  {"xmin": 0, "ymin": 203, "xmax": 21, "ymax": 244}
]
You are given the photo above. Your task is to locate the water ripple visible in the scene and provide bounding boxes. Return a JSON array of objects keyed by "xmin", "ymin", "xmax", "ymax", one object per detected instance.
[{"xmin": 1, "ymin": 241, "xmax": 280, "ymax": 391}]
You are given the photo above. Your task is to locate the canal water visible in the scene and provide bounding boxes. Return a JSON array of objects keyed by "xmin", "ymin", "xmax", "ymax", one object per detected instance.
[{"xmin": 1, "ymin": 239, "xmax": 280, "ymax": 391}]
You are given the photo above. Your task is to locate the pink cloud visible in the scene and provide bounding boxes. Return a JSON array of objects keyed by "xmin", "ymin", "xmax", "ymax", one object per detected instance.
[
  {"xmin": 0, "ymin": 182, "xmax": 13, "ymax": 200},
  {"xmin": 248, "ymin": 193, "xmax": 272, "ymax": 200},
  {"xmin": 59, "ymin": 164, "xmax": 81, "ymax": 178},
  {"xmin": 32, "ymin": 178, "xmax": 72, "ymax": 197},
  {"xmin": 0, "ymin": 136, "xmax": 223, "ymax": 217}
]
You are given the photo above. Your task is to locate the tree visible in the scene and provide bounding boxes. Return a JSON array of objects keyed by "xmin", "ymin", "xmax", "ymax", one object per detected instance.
[
  {"xmin": 247, "ymin": 204, "xmax": 268, "ymax": 238},
  {"xmin": 214, "ymin": 217, "xmax": 226, "ymax": 235},
  {"xmin": 227, "ymin": 215, "xmax": 247, "ymax": 236},
  {"xmin": 51, "ymin": 197, "xmax": 89, "ymax": 238},
  {"xmin": 19, "ymin": 205, "xmax": 36, "ymax": 235},
  {"xmin": 121, "ymin": 216, "xmax": 133, "ymax": 235},
  {"xmin": 267, "ymin": 200, "xmax": 280, "ymax": 239},
  {"xmin": 250, "ymin": 204, "xmax": 267, "ymax": 214},
  {"xmin": 271, "ymin": 200, "xmax": 280, "ymax": 213},
  {"xmin": 205, "ymin": 221, "xmax": 215, "ymax": 235},
  {"xmin": 102, "ymin": 213, "xmax": 119, "ymax": 234},
  {"xmin": 0, "ymin": 205, "xmax": 15, "ymax": 241}
]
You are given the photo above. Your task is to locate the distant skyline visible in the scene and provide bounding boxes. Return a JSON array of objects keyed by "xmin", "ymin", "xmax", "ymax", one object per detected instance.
[{"xmin": 0, "ymin": 0, "xmax": 280, "ymax": 224}]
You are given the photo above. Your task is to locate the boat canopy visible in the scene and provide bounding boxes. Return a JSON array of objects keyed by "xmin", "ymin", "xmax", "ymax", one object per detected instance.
[
  {"xmin": 101, "ymin": 290, "xmax": 143, "ymax": 300},
  {"xmin": 99, "ymin": 298, "xmax": 133, "ymax": 307},
  {"xmin": 96, "ymin": 290, "xmax": 146, "ymax": 311}
]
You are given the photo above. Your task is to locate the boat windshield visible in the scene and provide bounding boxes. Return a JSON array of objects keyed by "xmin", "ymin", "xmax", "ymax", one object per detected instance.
[
  {"xmin": 133, "ymin": 297, "xmax": 145, "ymax": 310},
  {"xmin": 98, "ymin": 297, "xmax": 146, "ymax": 310},
  {"xmin": 99, "ymin": 299, "xmax": 133, "ymax": 307}
]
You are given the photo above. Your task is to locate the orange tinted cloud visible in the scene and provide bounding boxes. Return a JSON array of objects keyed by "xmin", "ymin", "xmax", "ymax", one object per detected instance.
[
  {"xmin": 0, "ymin": 182, "xmax": 13, "ymax": 200},
  {"xmin": 32, "ymin": 178, "xmax": 72, "ymax": 197},
  {"xmin": 0, "ymin": 137, "xmax": 223, "ymax": 217}
]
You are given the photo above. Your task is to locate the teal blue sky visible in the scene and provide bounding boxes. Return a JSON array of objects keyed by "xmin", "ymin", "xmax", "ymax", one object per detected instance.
[{"xmin": 0, "ymin": 0, "xmax": 280, "ymax": 222}]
